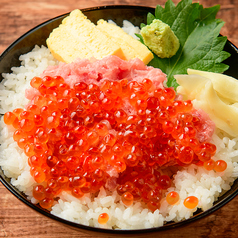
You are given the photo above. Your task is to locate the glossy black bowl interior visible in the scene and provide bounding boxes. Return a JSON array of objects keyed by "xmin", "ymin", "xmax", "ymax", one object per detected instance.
[{"xmin": 1, "ymin": 5, "xmax": 238, "ymax": 237}]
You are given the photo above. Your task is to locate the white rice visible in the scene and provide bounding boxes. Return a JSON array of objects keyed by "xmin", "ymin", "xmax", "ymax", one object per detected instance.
[
  {"xmin": 108, "ymin": 20, "xmax": 140, "ymax": 40},
  {"xmin": 1, "ymin": 23, "xmax": 238, "ymax": 230}
]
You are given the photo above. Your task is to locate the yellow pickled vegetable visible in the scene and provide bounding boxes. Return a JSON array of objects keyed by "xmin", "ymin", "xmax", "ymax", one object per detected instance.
[{"xmin": 175, "ymin": 70, "xmax": 238, "ymax": 137}]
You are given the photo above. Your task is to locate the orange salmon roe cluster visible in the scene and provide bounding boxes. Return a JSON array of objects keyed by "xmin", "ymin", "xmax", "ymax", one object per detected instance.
[{"xmin": 3, "ymin": 75, "xmax": 227, "ymax": 211}]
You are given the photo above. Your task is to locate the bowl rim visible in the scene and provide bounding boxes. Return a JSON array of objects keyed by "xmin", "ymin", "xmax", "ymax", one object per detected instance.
[{"xmin": 0, "ymin": 4, "xmax": 238, "ymax": 235}]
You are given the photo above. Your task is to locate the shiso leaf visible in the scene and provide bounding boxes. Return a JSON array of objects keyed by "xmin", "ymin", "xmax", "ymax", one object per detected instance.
[{"xmin": 137, "ymin": 0, "xmax": 231, "ymax": 89}]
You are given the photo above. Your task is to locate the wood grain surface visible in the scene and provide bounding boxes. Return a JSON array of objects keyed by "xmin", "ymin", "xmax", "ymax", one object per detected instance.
[{"xmin": 0, "ymin": 0, "xmax": 238, "ymax": 237}]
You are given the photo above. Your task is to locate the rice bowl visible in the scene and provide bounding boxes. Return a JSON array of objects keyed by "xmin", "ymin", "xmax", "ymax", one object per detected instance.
[{"xmin": 1, "ymin": 5, "xmax": 238, "ymax": 235}]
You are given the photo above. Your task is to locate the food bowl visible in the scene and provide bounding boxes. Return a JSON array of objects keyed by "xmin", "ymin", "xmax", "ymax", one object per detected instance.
[{"xmin": 1, "ymin": 5, "xmax": 238, "ymax": 237}]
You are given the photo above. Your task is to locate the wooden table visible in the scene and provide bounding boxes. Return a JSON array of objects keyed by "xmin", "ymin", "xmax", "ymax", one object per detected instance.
[{"xmin": 0, "ymin": 0, "xmax": 238, "ymax": 237}]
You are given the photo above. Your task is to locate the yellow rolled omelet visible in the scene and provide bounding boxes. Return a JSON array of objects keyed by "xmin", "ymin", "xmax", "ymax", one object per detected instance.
[
  {"xmin": 46, "ymin": 9, "xmax": 126, "ymax": 63},
  {"xmin": 96, "ymin": 19, "xmax": 154, "ymax": 64},
  {"xmin": 46, "ymin": 9, "xmax": 154, "ymax": 64}
]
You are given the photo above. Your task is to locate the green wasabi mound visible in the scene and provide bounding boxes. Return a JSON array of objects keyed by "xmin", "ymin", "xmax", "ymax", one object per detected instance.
[{"xmin": 141, "ymin": 19, "xmax": 180, "ymax": 58}]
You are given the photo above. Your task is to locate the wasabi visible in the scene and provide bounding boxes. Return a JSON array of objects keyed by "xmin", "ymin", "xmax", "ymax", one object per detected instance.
[{"xmin": 141, "ymin": 19, "xmax": 180, "ymax": 58}]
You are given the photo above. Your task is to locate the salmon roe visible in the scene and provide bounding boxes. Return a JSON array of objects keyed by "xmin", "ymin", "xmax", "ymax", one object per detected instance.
[
  {"xmin": 4, "ymin": 75, "xmax": 224, "ymax": 211},
  {"xmin": 98, "ymin": 213, "xmax": 109, "ymax": 225},
  {"xmin": 183, "ymin": 196, "xmax": 199, "ymax": 209},
  {"xmin": 166, "ymin": 191, "xmax": 180, "ymax": 205},
  {"xmin": 214, "ymin": 160, "xmax": 227, "ymax": 172}
]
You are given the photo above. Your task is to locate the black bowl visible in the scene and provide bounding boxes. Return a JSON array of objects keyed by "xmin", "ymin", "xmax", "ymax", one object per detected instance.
[{"xmin": 1, "ymin": 5, "xmax": 238, "ymax": 237}]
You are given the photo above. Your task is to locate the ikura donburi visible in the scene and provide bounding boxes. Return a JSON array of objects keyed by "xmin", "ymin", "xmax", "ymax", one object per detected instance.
[{"xmin": 3, "ymin": 56, "xmax": 227, "ymax": 211}]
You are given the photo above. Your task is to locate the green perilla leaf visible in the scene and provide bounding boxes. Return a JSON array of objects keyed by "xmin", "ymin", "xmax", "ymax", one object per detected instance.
[{"xmin": 138, "ymin": 0, "xmax": 230, "ymax": 89}]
